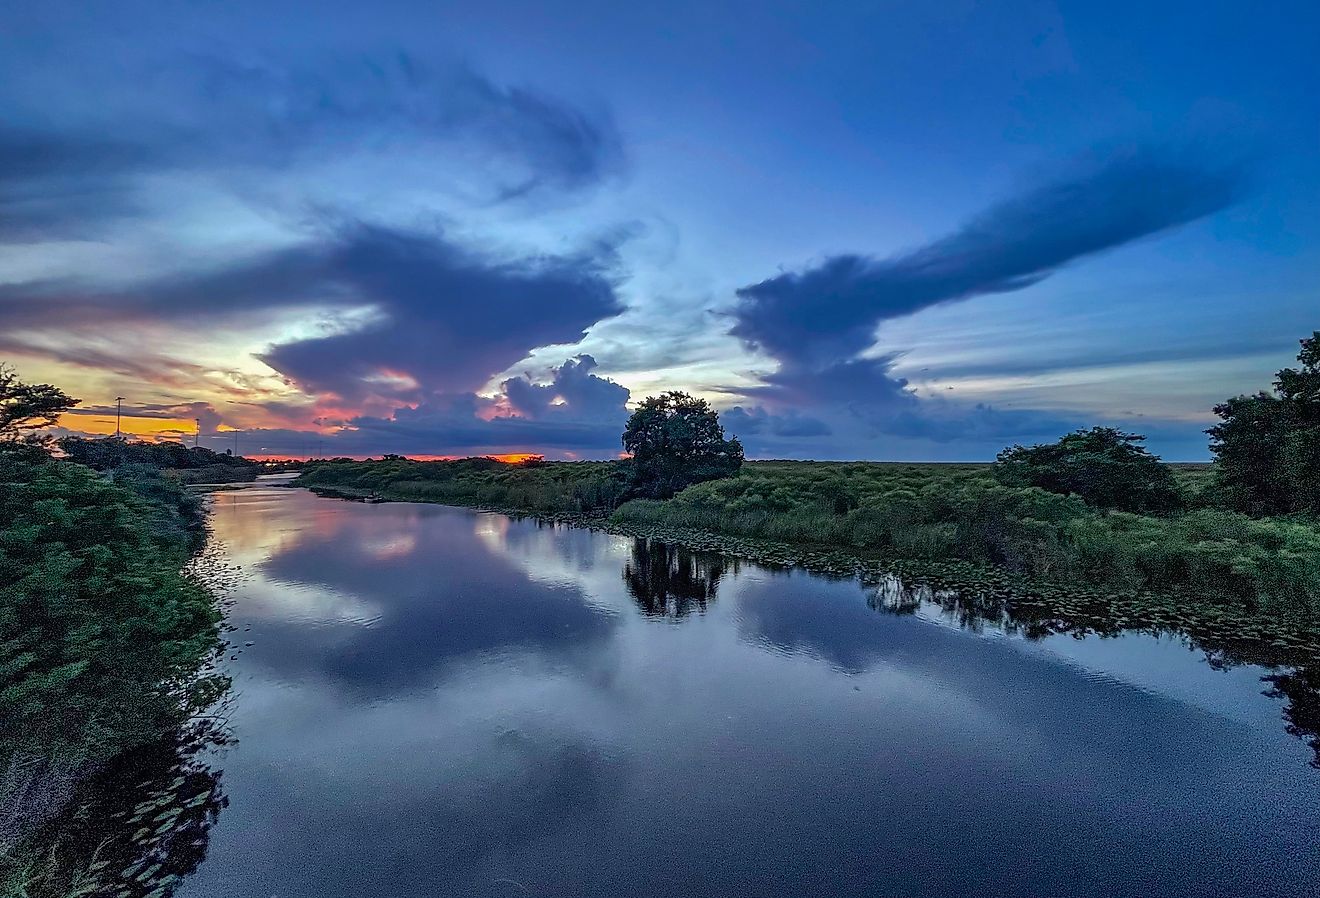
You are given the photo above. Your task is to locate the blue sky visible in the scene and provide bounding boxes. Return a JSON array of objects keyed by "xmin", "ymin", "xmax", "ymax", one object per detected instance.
[{"xmin": 2, "ymin": 0, "xmax": 1317, "ymax": 459}]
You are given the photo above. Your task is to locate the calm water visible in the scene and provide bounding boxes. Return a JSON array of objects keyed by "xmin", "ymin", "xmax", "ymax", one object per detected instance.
[{"xmin": 173, "ymin": 482, "xmax": 1318, "ymax": 897}]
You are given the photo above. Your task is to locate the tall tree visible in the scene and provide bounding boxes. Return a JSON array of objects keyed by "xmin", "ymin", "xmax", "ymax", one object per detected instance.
[
  {"xmin": 621, "ymin": 391, "xmax": 743, "ymax": 499},
  {"xmin": 0, "ymin": 364, "xmax": 79, "ymax": 443},
  {"xmin": 1209, "ymin": 331, "xmax": 1320, "ymax": 515}
]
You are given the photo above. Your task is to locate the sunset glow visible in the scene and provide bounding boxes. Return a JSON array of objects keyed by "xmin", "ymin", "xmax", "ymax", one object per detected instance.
[{"xmin": 3, "ymin": 4, "xmax": 1316, "ymax": 461}]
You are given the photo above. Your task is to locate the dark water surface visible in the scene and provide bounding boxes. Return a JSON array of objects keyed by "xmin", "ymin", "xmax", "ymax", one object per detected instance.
[{"xmin": 175, "ymin": 483, "xmax": 1319, "ymax": 897}]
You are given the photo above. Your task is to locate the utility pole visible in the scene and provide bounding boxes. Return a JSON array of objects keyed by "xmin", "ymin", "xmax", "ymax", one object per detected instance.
[
  {"xmin": 114, "ymin": 397, "xmax": 125, "ymax": 438},
  {"xmin": 195, "ymin": 418, "xmax": 202, "ymax": 450}
]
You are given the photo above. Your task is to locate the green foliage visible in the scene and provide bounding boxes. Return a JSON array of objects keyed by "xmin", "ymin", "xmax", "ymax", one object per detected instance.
[
  {"xmin": 610, "ymin": 461, "xmax": 1320, "ymax": 615},
  {"xmin": 58, "ymin": 435, "xmax": 258, "ymax": 478},
  {"xmin": 621, "ymin": 391, "xmax": 743, "ymax": 499},
  {"xmin": 992, "ymin": 427, "xmax": 1183, "ymax": 513},
  {"xmin": 0, "ymin": 448, "xmax": 221, "ymax": 766},
  {"xmin": 1210, "ymin": 331, "xmax": 1320, "ymax": 515},
  {"xmin": 0, "ymin": 364, "xmax": 79, "ymax": 444},
  {"xmin": 296, "ymin": 456, "xmax": 631, "ymax": 513}
]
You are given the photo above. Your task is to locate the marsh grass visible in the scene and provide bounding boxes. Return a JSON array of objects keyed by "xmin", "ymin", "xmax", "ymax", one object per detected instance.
[
  {"xmin": 614, "ymin": 462, "xmax": 1320, "ymax": 615},
  {"xmin": 296, "ymin": 458, "xmax": 1320, "ymax": 617}
]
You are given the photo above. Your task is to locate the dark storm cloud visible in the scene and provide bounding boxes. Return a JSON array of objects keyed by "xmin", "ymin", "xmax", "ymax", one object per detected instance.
[
  {"xmin": 256, "ymin": 228, "xmax": 624, "ymax": 399},
  {"xmin": 722, "ymin": 406, "xmax": 831, "ymax": 438},
  {"xmin": 501, "ymin": 355, "xmax": 630, "ymax": 421},
  {"xmin": 724, "ymin": 146, "xmax": 1248, "ymax": 452},
  {"xmin": 0, "ymin": 223, "xmax": 625, "ymax": 401},
  {"xmin": 169, "ymin": 53, "xmax": 623, "ymax": 192},
  {"xmin": 0, "ymin": 243, "xmax": 333, "ymax": 329},
  {"xmin": 0, "ymin": 53, "xmax": 622, "ymax": 240},
  {"xmin": 732, "ymin": 147, "xmax": 1246, "ymax": 368}
]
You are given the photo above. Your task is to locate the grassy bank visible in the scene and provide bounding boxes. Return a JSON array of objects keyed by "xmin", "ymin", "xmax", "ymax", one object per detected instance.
[
  {"xmin": 295, "ymin": 458, "xmax": 1320, "ymax": 619},
  {"xmin": 0, "ymin": 447, "xmax": 226, "ymax": 895}
]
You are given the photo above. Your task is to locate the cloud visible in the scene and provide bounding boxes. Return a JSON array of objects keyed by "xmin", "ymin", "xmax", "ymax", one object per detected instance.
[
  {"xmin": 725, "ymin": 146, "xmax": 1248, "ymax": 451},
  {"xmin": 0, "ymin": 127, "xmax": 152, "ymax": 242},
  {"xmin": 157, "ymin": 353, "xmax": 633, "ymax": 459},
  {"xmin": 501, "ymin": 355, "xmax": 630, "ymax": 421},
  {"xmin": 342, "ymin": 355, "xmax": 631, "ymax": 456},
  {"xmin": 0, "ymin": 222, "xmax": 626, "ymax": 407},
  {"xmin": 722, "ymin": 406, "xmax": 831, "ymax": 438},
  {"xmin": 0, "ymin": 53, "xmax": 622, "ymax": 241},
  {"xmin": 732, "ymin": 146, "xmax": 1245, "ymax": 368},
  {"xmin": 256, "ymin": 226, "xmax": 625, "ymax": 401}
]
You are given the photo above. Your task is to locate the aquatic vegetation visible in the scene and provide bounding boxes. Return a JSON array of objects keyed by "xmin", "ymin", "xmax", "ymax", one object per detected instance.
[{"xmin": 1, "ymin": 717, "xmax": 229, "ymax": 898}]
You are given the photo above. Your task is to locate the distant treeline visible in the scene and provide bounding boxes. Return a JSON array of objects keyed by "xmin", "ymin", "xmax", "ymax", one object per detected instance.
[
  {"xmin": 58, "ymin": 435, "xmax": 260, "ymax": 484},
  {"xmin": 299, "ymin": 455, "xmax": 629, "ymax": 511}
]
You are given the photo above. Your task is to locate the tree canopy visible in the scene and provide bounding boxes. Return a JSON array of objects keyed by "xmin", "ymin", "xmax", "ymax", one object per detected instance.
[
  {"xmin": 993, "ymin": 426, "xmax": 1182, "ymax": 513},
  {"xmin": 1209, "ymin": 331, "xmax": 1320, "ymax": 515},
  {"xmin": 0, "ymin": 364, "xmax": 79, "ymax": 441},
  {"xmin": 622, "ymin": 391, "xmax": 743, "ymax": 498}
]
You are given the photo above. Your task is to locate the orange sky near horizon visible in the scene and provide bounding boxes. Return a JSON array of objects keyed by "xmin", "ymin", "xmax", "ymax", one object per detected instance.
[
  {"xmin": 244, "ymin": 452, "xmax": 544, "ymax": 463},
  {"xmin": 61, "ymin": 413, "xmax": 205, "ymax": 440}
]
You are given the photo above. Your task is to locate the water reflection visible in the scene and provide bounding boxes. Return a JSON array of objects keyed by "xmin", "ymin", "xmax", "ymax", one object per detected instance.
[
  {"xmin": 169, "ymin": 486, "xmax": 1320, "ymax": 898},
  {"xmin": 622, "ymin": 538, "xmax": 733, "ymax": 619},
  {"xmin": 1267, "ymin": 666, "xmax": 1320, "ymax": 767},
  {"xmin": 864, "ymin": 573, "xmax": 1320, "ymax": 767},
  {"xmin": 238, "ymin": 502, "xmax": 617, "ymax": 698},
  {"xmin": 8, "ymin": 719, "xmax": 228, "ymax": 898}
]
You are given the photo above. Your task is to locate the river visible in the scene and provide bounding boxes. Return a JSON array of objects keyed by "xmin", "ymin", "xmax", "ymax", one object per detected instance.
[{"xmin": 170, "ymin": 481, "xmax": 1319, "ymax": 897}]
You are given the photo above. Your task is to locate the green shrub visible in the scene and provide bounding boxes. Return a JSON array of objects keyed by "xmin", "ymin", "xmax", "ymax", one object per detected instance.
[
  {"xmin": 0, "ymin": 449, "xmax": 221, "ymax": 763},
  {"xmin": 993, "ymin": 427, "xmax": 1183, "ymax": 513}
]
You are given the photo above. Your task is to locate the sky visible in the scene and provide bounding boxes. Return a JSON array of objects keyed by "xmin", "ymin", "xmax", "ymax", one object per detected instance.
[{"xmin": 2, "ymin": 1, "xmax": 1317, "ymax": 460}]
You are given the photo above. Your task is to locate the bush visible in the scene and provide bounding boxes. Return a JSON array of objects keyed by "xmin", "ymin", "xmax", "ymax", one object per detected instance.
[
  {"xmin": 993, "ymin": 427, "xmax": 1183, "ymax": 513},
  {"xmin": 0, "ymin": 449, "xmax": 221, "ymax": 763}
]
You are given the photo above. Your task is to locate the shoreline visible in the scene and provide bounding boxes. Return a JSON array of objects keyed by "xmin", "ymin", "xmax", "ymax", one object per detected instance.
[{"xmin": 291, "ymin": 481, "xmax": 1320, "ymax": 664}]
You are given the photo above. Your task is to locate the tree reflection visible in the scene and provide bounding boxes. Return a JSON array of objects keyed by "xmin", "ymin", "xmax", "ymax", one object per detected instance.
[
  {"xmin": 1266, "ymin": 667, "xmax": 1320, "ymax": 769},
  {"xmin": 623, "ymin": 538, "xmax": 732, "ymax": 619},
  {"xmin": 4, "ymin": 716, "xmax": 230, "ymax": 897},
  {"xmin": 866, "ymin": 576, "xmax": 1320, "ymax": 769}
]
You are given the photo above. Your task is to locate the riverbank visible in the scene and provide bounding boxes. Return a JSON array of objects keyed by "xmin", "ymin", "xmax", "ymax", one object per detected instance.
[
  {"xmin": 0, "ymin": 447, "xmax": 228, "ymax": 896},
  {"xmin": 295, "ymin": 461, "xmax": 1320, "ymax": 659}
]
